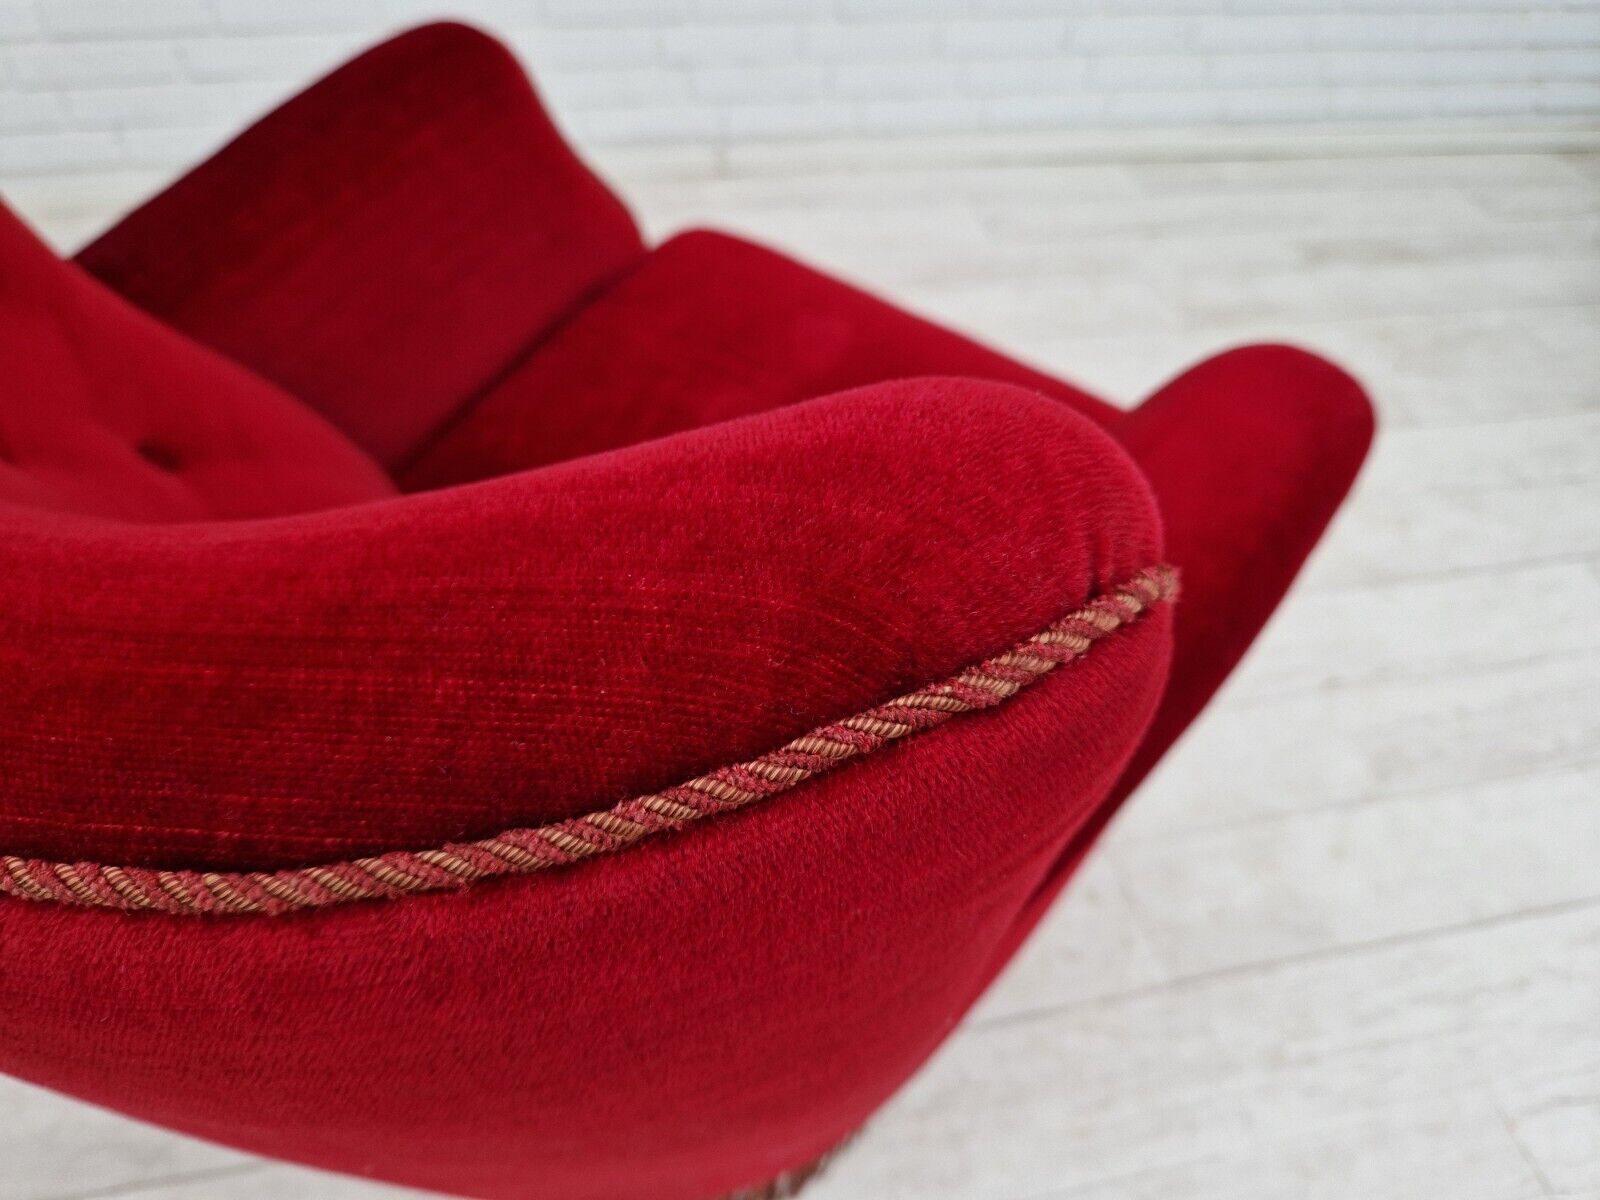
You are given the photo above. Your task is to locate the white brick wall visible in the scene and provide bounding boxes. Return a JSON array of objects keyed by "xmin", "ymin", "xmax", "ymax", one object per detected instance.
[{"xmin": 0, "ymin": 0, "xmax": 1597, "ymax": 178}]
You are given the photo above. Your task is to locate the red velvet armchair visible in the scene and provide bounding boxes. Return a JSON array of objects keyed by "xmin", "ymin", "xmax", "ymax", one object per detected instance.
[{"xmin": 0, "ymin": 23, "xmax": 1373, "ymax": 1200}]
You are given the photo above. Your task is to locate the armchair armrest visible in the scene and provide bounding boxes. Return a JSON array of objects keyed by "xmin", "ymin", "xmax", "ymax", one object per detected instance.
[
  {"xmin": 0, "ymin": 376, "xmax": 1168, "ymax": 872},
  {"xmin": 0, "ymin": 377, "xmax": 1175, "ymax": 1200}
]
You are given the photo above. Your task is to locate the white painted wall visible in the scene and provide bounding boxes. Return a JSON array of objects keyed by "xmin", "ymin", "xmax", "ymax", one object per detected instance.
[{"xmin": 1, "ymin": 1, "xmax": 1598, "ymax": 180}]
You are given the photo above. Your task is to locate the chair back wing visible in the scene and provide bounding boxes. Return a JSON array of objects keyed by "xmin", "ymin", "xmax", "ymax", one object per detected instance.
[{"xmin": 76, "ymin": 23, "xmax": 647, "ymax": 469}]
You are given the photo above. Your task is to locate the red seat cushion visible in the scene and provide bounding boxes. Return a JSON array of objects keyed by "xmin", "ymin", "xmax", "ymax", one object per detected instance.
[
  {"xmin": 0, "ymin": 204, "xmax": 393, "ymax": 523},
  {"xmin": 404, "ymin": 228, "xmax": 1118, "ymax": 491}
]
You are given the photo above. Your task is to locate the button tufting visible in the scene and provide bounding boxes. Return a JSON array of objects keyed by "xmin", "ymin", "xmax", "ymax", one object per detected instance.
[{"xmin": 135, "ymin": 441, "xmax": 183, "ymax": 472}]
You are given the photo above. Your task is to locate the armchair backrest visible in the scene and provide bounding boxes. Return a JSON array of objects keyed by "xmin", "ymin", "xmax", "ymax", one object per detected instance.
[
  {"xmin": 0, "ymin": 203, "xmax": 393, "ymax": 523},
  {"xmin": 76, "ymin": 23, "xmax": 648, "ymax": 470}
]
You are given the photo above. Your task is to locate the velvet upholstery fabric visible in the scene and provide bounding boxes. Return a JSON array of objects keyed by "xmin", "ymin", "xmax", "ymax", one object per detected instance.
[
  {"xmin": 0, "ymin": 204, "xmax": 392, "ymax": 521},
  {"xmin": 404, "ymin": 227, "xmax": 1120, "ymax": 491},
  {"xmin": 0, "ymin": 600, "xmax": 1170, "ymax": 1200},
  {"xmin": 74, "ymin": 22, "xmax": 645, "ymax": 468},
  {"xmin": 1, "ymin": 21, "xmax": 1373, "ymax": 1200},
  {"xmin": 398, "ymin": 226, "xmax": 1373, "ymax": 825},
  {"xmin": 0, "ymin": 374, "xmax": 1160, "ymax": 871}
]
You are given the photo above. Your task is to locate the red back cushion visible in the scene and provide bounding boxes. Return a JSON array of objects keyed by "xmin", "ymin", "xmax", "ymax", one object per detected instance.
[
  {"xmin": 76, "ymin": 23, "xmax": 646, "ymax": 468},
  {"xmin": 0, "ymin": 203, "xmax": 394, "ymax": 522}
]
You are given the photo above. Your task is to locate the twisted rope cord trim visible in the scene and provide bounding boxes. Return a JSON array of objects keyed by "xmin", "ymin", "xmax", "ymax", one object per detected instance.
[{"xmin": 1, "ymin": 565, "xmax": 1177, "ymax": 918}]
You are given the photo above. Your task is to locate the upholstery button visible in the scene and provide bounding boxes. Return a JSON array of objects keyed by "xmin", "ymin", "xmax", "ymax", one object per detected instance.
[{"xmin": 136, "ymin": 441, "xmax": 183, "ymax": 471}]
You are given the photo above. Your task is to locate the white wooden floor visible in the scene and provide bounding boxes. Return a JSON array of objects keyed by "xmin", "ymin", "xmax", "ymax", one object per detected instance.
[{"xmin": 4, "ymin": 138, "xmax": 1599, "ymax": 1200}]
